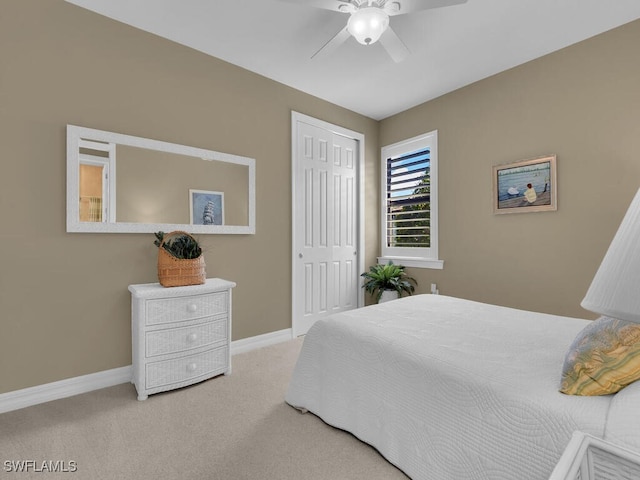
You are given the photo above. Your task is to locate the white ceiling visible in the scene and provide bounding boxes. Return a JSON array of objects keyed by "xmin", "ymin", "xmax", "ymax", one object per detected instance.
[{"xmin": 65, "ymin": 0, "xmax": 640, "ymax": 120}]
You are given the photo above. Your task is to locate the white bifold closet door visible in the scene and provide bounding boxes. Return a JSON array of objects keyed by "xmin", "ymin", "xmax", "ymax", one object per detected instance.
[{"xmin": 292, "ymin": 114, "xmax": 361, "ymax": 337}]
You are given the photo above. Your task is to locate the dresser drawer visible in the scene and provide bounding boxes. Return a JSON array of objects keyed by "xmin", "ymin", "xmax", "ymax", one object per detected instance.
[
  {"xmin": 145, "ymin": 317, "xmax": 228, "ymax": 357},
  {"xmin": 145, "ymin": 347, "xmax": 228, "ymax": 389},
  {"xmin": 145, "ymin": 292, "xmax": 228, "ymax": 326}
]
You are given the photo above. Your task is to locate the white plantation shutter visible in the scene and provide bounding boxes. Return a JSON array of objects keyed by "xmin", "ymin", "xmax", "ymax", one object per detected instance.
[
  {"xmin": 380, "ymin": 131, "xmax": 442, "ymax": 269},
  {"xmin": 385, "ymin": 149, "xmax": 431, "ymax": 248}
]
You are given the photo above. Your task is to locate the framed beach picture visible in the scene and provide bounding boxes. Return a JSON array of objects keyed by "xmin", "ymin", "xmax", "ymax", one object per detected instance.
[
  {"xmin": 492, "ymin": 155, "xmax": 557, "ymax": 214},
  {"xmin": 189, "ymin": 189, "xmax": 225, "ymax": 225}
]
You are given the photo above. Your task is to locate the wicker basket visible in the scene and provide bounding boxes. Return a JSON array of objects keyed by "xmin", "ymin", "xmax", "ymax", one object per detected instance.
[{"xmin": 157, "ymin": 231, "xmax": 206, "ymax": 288}]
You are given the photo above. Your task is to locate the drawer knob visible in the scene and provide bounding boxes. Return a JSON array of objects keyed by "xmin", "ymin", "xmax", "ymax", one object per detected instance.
[
  {"xmin": 187, "ymin": 363, "xmax": 197, "ymax": 372},
  {"xmin": 187, "ymin": 304, "xmax": 198, "ymax": 313},
  {"xmin": 186, "ymin": 333, "xmax": 198, "ymax": 343}
]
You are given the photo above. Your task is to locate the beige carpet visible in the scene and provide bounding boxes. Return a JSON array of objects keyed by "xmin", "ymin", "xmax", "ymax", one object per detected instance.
[{"xmin": 0, "ymin": 338, "xmax": 408, "ymax": 479}]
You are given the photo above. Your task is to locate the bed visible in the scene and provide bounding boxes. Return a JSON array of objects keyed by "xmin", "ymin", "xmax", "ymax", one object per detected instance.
[{"xmin": 285, "ymin": 294, "xmax": 640, "ymax": 480}]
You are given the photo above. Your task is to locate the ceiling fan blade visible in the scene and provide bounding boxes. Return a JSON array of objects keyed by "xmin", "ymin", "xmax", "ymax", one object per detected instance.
[
  {"xmin": 384, "ymin": 0, "xmax": 468, "ymax": 16},
  {"xmin": 311, "ymin": 26, "xmax": 351, "ymax": 60},
  {"xmin": 379, "ymin": 26, "xmax": 409, "ymax": 63},
  {"xmin": 278, "ymin": 0, "xmax": 356, "ymax": 14}
]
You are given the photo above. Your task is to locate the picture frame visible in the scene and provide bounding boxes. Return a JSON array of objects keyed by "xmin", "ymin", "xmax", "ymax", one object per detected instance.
[
  {"xmin": 492, "ymin": 154, "xmax": 557, "ymax": 214},
  {"xmin": 189, "ymin": 189, "xmax": 225, "ymax": 225}
]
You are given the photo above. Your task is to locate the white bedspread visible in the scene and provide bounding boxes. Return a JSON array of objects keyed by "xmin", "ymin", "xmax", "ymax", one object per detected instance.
[{"xmin": 285, "ymin": 295, "xmax": 617, "ymax": 480}]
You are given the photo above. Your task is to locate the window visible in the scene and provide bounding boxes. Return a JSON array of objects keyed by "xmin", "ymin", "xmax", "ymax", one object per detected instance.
[{"xmin": 379, "ymin": 130, "xmax": 443, "ymax": 269}]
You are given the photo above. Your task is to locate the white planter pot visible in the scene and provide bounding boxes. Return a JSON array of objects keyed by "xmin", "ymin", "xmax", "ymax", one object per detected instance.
[{"xmin": 379, "ymin": 290, "xmax": 399, "ymax": 303}]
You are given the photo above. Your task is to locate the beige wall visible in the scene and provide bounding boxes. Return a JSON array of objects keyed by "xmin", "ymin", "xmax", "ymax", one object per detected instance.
[
  {"xmin": 379, "ymin": 19, "xmax": 640, "ymax": 318},
  {"xmin": 1, "ymin": 0, "xmax": 638, "ymax": 396},
  {"xmin": 0, "ymin": 0, "xmax": 378, "ymax": 394},
  {"xmin": 115, "ymin": 146, "xmax": 250, "ymax": 226}
]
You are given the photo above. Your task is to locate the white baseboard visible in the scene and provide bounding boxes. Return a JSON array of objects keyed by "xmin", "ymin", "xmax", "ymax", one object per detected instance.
[
  {"xmin": 0, "ymin": 366, "xmax": 132, "ymax": 415},
  {"xmin": 231, "ymin": 328, "xmax": 293, "ymax": 355},
  {"xmin": 0, "ymin": 328, "xmax": 294, "ymax": 414}
]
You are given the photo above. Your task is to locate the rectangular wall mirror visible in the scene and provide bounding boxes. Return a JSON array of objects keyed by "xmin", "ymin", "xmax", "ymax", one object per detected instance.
[{"xmin": 67, "ymin": 125, "xmax": 256, "ymax": 234}]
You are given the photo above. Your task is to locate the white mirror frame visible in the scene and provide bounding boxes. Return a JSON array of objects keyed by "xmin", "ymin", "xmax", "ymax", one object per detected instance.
[{"xmin": 67, "ymin": 125, "xmax": 256, "ymax": 234}]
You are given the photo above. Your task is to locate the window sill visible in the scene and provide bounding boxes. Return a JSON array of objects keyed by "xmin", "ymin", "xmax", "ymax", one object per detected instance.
[{"xmin": 377, "ymin": 256, "xmax": 444, "ymax": 270}]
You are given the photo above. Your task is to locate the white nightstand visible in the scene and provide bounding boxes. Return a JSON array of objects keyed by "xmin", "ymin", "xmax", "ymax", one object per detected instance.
[
  {"xmin": 129, "ymin": 278, "xmax": 236, "ymax": 401},
  {"xmin": 549, "ymin": 431, "xmax": 640, "ymax": 480}
]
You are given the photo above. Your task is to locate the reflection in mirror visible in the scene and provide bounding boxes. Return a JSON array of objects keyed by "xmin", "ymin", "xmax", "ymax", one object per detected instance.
[
  {"xmin": 67, "ymin": 125, "xmax": 255, "ymax": 234},
  {"xmin": 78, "ymin": 138, "xmax": 114, "ymax": 223}
]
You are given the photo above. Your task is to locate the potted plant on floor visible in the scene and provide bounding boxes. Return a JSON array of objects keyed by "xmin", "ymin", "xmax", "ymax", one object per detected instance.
[{"xmin": 361, "ymin": 261, "xmax": 417, "ymax": 303}]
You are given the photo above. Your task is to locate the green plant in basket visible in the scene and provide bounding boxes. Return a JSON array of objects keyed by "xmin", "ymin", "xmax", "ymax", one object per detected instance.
[
  {"xmin": 361, "ymin": 261, "xmax": 417, "ymax": 303},
  {"xmin": 154, "ymin": 231, "xmax": 202, "ymax": 259}
]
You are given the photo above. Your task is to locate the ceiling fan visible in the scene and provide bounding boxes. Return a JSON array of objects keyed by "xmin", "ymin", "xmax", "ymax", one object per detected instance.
[{"xmin": 281, "ymin": 0, "xmax": 468, "ymax": 62}]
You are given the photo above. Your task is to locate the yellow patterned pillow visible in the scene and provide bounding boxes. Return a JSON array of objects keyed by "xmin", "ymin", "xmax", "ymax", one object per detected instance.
[{"xmin": 560, "ymin": 316, "xmax": 640, "ymax": 396}]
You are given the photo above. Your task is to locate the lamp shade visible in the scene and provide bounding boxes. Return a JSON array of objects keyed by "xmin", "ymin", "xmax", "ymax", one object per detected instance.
[
  {"xmin": 347, "ymin": 7, "xmax": 389, "ymax": 45},
  {"xmin": 581, "ymin": 187, "xmax": 640, "ymax": 323}
]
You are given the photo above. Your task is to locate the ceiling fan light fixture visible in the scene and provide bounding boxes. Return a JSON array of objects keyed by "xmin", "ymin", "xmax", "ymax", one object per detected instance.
[{"xmin": 347, "ymin": 7, "xmax": 389, "ymax": 45}]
